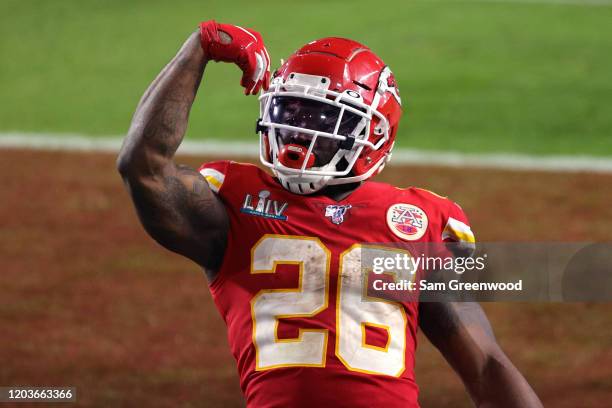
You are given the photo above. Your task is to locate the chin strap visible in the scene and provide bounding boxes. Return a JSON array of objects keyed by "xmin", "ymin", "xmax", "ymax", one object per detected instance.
[
  {"xmin": 276, "ymin": 172, "xmax": 331, "ymax": 195},
  {"xmin": 273, "ymin": 144, "xmax": 391, "ymax": 195}
]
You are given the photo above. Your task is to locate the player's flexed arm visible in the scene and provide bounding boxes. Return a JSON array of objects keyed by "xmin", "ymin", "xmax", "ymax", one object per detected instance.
[
  {"xmin": 117, "ymin": 21, "xmax": 270, "ymax": 278},
  {"xmin": 419, "ymin": 302, "xmax": 543, "ymax": 408}
]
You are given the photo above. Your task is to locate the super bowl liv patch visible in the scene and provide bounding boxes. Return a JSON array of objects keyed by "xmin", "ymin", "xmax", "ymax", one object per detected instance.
[{"xmin": 241, "ymin": 190, "xmax": 288, "ymax": 221}]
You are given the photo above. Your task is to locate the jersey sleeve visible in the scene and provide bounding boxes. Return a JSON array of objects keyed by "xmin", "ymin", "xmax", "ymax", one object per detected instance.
[
  {"xmin": 441, "ymin": 200, "xmax": 476, "ymax": 245},
  {"xmin": 198, "ymin": 160, "xmax": 231, "ymax": 194}
]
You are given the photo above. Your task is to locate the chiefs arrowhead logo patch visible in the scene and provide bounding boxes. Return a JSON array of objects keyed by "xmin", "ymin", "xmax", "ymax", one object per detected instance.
[{"xmin": 386, "ymin": 203, "xmax": 428, "ymax": 241}]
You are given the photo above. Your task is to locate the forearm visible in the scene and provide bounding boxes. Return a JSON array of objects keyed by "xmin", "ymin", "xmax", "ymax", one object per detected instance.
[
  {"xmin": 117, "ymin": 30, "xmax": 206, "ymax": 177},
  {"xmin": 420, "ymin": 302, "xmax": 542, "ymax": 408},
  {"xmin": 471, "ymin": 352, "xmax": 542, "ymax": 408},
  {"xmin": 114, "ymin": 21, "xmax": 264, "ymax": 272}
]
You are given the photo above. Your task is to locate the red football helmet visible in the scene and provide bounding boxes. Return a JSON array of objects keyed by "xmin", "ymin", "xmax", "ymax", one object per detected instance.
[{"xmin": 257, "ymin": 37, "xmax": 403, "ymax": 194}]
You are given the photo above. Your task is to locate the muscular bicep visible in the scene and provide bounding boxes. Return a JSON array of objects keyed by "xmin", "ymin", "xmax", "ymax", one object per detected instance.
[{"xmin": 123, "ymin": 162, "xmax": 229, "ymax": 273}]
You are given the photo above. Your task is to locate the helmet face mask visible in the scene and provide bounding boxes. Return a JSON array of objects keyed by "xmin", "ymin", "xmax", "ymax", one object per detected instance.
[
  {"xmin": 269, "ymin": 95, "xmax": 367, "ymax": 166},
  {"xmin": 257, "ymin": 38, "xmax": 402, "ymax": 195}
]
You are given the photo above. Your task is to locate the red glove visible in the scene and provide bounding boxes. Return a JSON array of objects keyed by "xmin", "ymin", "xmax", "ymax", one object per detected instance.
[{"xmin": 200, "ymin": 20, "xmax": 271, "ymax": 95}]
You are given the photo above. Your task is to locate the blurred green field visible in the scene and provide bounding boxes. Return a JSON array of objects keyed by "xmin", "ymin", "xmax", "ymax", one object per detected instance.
[{"xmin": 2, "ymin": 0, "xmax": 612, "ymax": 155}]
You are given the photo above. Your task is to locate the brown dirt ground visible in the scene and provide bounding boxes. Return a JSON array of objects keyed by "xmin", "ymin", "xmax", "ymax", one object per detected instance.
[{"xmin": 1, "ymin": 148, "xmax": 611, "ymax": 407}]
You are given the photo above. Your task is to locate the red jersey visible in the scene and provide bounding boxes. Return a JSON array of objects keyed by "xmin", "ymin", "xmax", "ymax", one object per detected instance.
[{"xmin": 198, "ymin": 160, "xmax": 475, "ymax": 408}]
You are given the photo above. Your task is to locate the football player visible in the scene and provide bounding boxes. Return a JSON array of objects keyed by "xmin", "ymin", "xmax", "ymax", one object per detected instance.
[{"xmin": 117, "ymin": 21, "xmax": 542, "ymax": 407}]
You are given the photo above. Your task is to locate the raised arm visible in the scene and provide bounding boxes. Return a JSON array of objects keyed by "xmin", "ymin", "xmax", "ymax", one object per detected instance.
[
  {"xmin": 117, "ymin": 22, "xmax": 270, "ymax": 279},
  {"xmin": 419, "ymin": 302, "xmax": 543, "ymax": 408}
]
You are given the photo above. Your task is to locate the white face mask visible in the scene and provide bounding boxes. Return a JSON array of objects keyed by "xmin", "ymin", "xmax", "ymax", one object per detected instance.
[{"xmin": 258, "ymin": 73, "xmax": 392, "ymax": 195}]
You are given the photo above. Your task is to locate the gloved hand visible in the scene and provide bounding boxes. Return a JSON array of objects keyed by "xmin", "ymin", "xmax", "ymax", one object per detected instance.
[{"xmin": 199, "ymin": 20, "xmax": 271, "ymax": 95}]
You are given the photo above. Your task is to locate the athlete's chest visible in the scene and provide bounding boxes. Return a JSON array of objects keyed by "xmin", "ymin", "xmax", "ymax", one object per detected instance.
[
  {"xmin": 224, "ymin": 180, "xmax": 442, "ymax": 249},
  {"xmin": 227, "ymin": 185, "xmax": 397, "ymax": 245}
]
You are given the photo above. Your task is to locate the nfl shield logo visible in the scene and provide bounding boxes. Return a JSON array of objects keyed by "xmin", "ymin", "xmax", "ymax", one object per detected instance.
[{"xmin": 325, "ymin": 205, "xmax": 352, "ymax": 225}]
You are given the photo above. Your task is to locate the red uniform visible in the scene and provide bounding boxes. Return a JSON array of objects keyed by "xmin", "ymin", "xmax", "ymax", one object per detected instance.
[{"xmin": 199, "ymin": 160, "xmax": 475, "ymax": 408}]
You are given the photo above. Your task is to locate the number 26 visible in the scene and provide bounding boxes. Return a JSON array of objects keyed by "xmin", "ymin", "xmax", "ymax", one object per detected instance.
[{"xmin": 251, "ymin": 235, "xmax": 410, "ymax": 377}]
